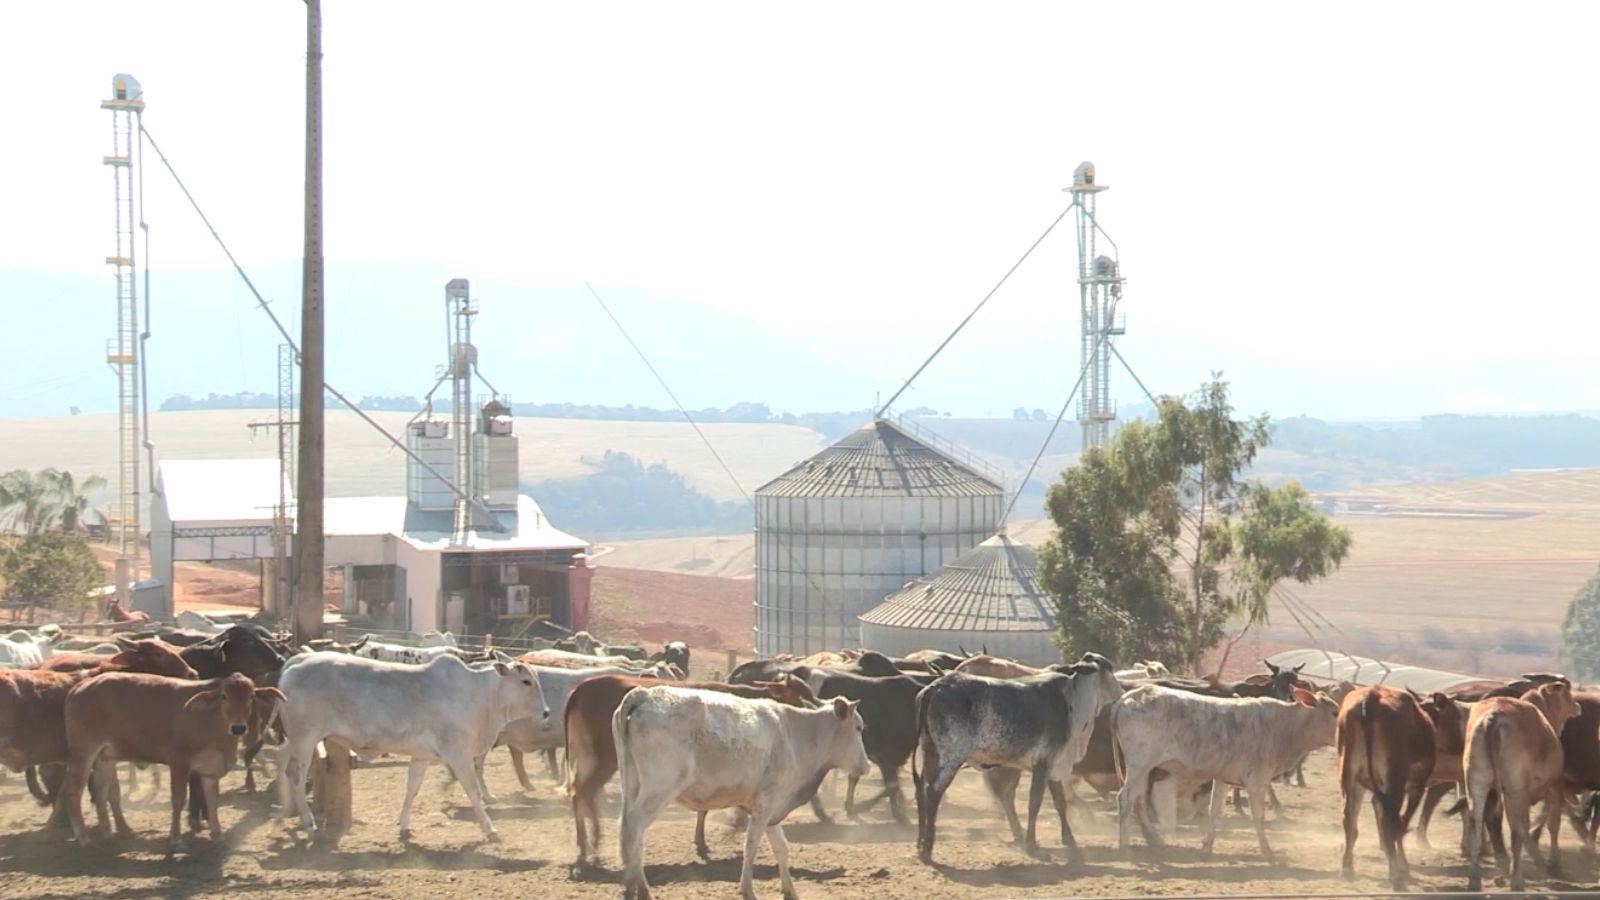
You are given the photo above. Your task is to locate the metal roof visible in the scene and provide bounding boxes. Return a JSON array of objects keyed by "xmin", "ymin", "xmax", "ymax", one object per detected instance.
[
  {"xmin": 159, "ymin": 459, "xmax": 586, "ymax": 553},
  {"xmin": 1265, "ymin": 649, "xmax": 1502, "ymax": 696},
  {"xmin": 756, "ymin": 418, "xmax": 1003, "ymax": 499},
  {"xmin": 157, "ymin": 459, "xmax": 285, "ymax": 525},
  {"xmin": 858, "ymin": 532, "xmax": 1056, "ymax": 633}
]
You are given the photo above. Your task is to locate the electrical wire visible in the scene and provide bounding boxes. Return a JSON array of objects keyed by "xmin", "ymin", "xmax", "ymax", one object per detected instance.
[
  {"xmin": 140, "ymin": 124, "xmax": 504, "ymax": 532},
  {"xmin": 584, "ymin": 281, "xmax": 751, "ymax": 505},
  {"xmin": 877, "ymin": 201, "xmax": 1077, "ymax": 417}
]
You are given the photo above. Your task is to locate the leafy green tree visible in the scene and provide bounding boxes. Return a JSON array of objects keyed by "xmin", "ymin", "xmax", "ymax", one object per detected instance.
[
  {"xmin": 1, "ymin": 531, "xmax": 106, "ymax": 621},
  {"xmin": 1561, "ymin": 565, "xmax": 1600, "ymax": 681},
  {"xmin": 1038, "ymin": 377, "xmax": 1353, "ymax": 674}
]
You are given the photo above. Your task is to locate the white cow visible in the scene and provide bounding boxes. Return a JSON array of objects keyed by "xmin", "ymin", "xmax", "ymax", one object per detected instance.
[
  {"xmin": 175, "ymin": 610, "xmax": 226, "ymax": 634},
  {"xmin": 350, "ymin": 635, "xmax": 461, "ymax": 665},
  {"xmin": 1112, "ymin": 684, "xmax": 1339, "ymax": 858},
  {"xmin": 419, "ymin": 631, "xmax": 458, "ymax": 648},
  {"xmin": 1115, "ymin": 660, "xmax": 1171, "ymax": 681},
  {"xmin": 0, "ymin": 629, "xmax": 61, "ymax": 668},
  {"xmin": 488, "ymin": 661, "xmax": 678, "ymax": 792},
  {"xmin": 275, "ymin": 651, "xmax": 548, "ymax": 842},
  {"xmin": 614, "ymin": 687, "xmax": 870, "ymax": 900}
]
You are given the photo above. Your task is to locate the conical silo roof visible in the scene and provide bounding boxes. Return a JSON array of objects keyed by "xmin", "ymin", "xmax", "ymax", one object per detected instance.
[
  {"xmin": 756, "ymin": 418, "xmax": 1003, "ymax": 498},
  {"xmin": 858, "ymin": 532, "xmax": 1055, "ymax": 634}
]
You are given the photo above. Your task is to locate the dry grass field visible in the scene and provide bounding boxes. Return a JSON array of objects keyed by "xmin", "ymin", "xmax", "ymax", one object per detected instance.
[{"xmin": 0, "ymin": 410, "xmax": 825, "ymax": 504}]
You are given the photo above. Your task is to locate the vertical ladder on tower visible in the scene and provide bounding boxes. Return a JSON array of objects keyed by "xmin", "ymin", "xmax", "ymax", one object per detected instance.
[{"xmin": 102, "ymin": 77, "xmax": 145, "ymax": 578}]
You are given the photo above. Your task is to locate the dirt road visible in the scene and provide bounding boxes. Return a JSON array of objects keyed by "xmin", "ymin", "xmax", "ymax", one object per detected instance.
[{"xmin": 2, "ymin": 747, "xmax": 1593, "ymax": 898}]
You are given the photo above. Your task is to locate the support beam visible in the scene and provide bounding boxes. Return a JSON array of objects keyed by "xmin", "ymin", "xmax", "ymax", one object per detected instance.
[{"xmin": 293, "ymin": 0, "xmax": 326, "ymax": 644}]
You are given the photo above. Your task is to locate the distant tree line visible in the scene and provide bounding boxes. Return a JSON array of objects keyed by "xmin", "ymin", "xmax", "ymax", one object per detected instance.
[
  {"xmin": 527, "ymin": 451, "xmax": 750, "ymax": 536},
  {"xmin": 1271, "ymin": 414, "xmax": 1600, "ymax": 477}
]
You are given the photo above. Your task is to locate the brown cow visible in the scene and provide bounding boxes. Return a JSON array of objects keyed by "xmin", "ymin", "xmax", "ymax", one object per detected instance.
[
  {"xmin": 564, "ymin": 672, "xmax": 818, "ymax": 870},
  {"xmin": 0, "ymin": 640, "xmax": 197, "ymax": 821},
  {"xmin": 56, "ymin": 672, "xmax": 284, "ymax": 850},
  {"xmin": 1464, "ymin": 681, "xmax": 1582, "ymax": 892},
  {"xmin": 1336, "ymin": 686, "xmax": 1439, "ymax": 888}
]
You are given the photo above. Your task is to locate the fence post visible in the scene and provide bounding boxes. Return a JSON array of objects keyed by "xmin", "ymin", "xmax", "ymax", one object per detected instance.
[{"xmin": 311, "ymin": 740, "xmax": 354, "ymax": 836}]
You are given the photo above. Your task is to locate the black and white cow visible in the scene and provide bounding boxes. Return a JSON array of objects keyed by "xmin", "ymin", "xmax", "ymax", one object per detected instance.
[{"xmin": 912, "ymin": 652, "xmax": 1122, "ymax": 862}]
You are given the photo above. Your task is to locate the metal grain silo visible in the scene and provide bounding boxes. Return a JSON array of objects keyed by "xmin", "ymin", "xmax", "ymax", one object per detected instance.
[
  {"xmin": 858, "ymin": 532, "xmax": 1059, "ymax": 666},
  {"xmin": 754, "ymin": 416, "xmax": 1004, "ymax": 657}
]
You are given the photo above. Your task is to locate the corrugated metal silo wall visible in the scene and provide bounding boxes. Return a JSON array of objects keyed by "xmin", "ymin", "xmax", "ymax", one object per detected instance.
[
  {"xmin": 754, "ymin": 490, "xmax": 1003, "ymax": 657},
  {"xmin": 857, "ymin": 624, "xmax": 1061, "ymax": 668}
]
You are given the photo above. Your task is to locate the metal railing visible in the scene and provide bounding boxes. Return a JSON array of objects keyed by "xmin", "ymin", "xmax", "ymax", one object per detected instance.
[{"xmin": 885, "ymin": 411, "xmax": 1006, "ymax": 485}]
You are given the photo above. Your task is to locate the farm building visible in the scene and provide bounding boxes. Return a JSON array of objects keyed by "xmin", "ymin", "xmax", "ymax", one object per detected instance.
[
  {"xmin": 147, "ymin": 405, "xmax": 593, "ymax": 639},
  {"xmin": 753, "ymin": 415, "xmax": 1004, "ymax": 656},
  {"xmin": 858, "ymin": 531, "xmax": 1058, "ymax": 665}
]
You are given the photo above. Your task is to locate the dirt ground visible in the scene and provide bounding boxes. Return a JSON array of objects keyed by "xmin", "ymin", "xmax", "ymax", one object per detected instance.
[{"xmin": 4, "ymin": 744, "xmax": 1595, "ymax": 899}]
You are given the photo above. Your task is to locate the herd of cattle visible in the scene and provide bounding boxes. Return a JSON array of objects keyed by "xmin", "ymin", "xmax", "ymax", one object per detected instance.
[{"xmin": 2, "ymin": 622, "xmax": 1598, "ymax": 898}]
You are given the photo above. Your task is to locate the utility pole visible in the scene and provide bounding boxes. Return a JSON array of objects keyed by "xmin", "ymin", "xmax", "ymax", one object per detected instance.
[{"xmin": 293, "ymin": 0, "xmax": 326, "ymax": 643}]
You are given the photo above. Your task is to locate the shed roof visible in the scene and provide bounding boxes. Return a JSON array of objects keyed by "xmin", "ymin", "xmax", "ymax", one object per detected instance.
[
  {"xmin": 158, "ymin": 459, "xmax": 285, "ymax": 524},
  {"xmin": 858, "ymin": 532, "xmax": 1055, "ymax": 633},
  {"xmin": 756, "ymin": 418, "xmax": 1003, "ymax": 499},
  {"xmin": 1265, "ymin": 649, "xmax": 1502, "ymax": 696}
]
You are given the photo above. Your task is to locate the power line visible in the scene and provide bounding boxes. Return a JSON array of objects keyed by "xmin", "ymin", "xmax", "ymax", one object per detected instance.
[
  {"xmin": 877, "ymin": 201, "xmax": 1076, "ymax": 417},
  {"xmin": 140, "ymin": 124, "xmax": 503, "ymax": 531},
  {"xmin": 584, "ymin": 281, "xmax": 751, "ymax": 505}
]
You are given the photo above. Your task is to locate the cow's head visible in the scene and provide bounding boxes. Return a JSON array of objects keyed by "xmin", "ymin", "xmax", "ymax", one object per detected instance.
[
  {"xmin": 1525, "ymin": 680, "xmax": 1581, "ymax": 734},
  {"xmin": 492, "ymin": 659, "xmax": 550, "ymax": 722},
  {"xmin": 753, "ymin": 672, "xmax": 820, "ymax": 709},
  {"xmin": 1061, "ymin": 651, "xmax": 1124, "ymax": 707},
  {"xmin": 1419, "ymin": 691, "xmax": 1468, "ymax": 754},
  {"xmin": 826, "ymin": 696, "xmax": 871, "ymax": 779},
  {"xmin": 107, "ymin": 637, "xmax": 198, "ymax": 679},
  {"xmin": 185, "ymin": 673, "xmax": 285, "ymax": 738}
]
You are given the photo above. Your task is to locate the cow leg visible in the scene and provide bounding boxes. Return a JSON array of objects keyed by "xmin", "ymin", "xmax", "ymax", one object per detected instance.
[
  {"xmin": 187, "ymin": 772, "xmax": 207, "ymax": 834},
  {"xmin": 1415, "ymin": 781, "xmax": 1453, "ymax": 849},
  {"xmin": 1230, "ymin": 784, "xmax": 1247, "ymax": 817},
  {"xmin": 508, "ymin": 747, "xmax": 534, "ymax": 792},
  {"xmin": 1295, "ymin": 760, "xmax": 1306, "ymax": 788},
  {"xmin": 918, "ymin": 757, "xmax": 959, "ymax": 865},
  {"xmin": 1246, "ymin": 779, "xmax": 1274, "ymax": 859},
  {"xmin": 1543, "ymin": 789, "xmax": 1565, "ymax": 878},
  {"xmin": 202, "ymin": 777, "xmax": 224, "ymax": 845},
  {"xmin": 1201, "ymin": 778, "xmax": 1228, "ymax": 854},
  {"xmin": 694, "ymin": 811, "xmax": 712, "ymax": 861},
  {"xmin": 619, "ymin": 791, "xmax": 669, "ymax": 900},
  {"xmin": 1022, "ymin": 762, "xmax": 1050, "ymax": 857},
  {"xmin": 843, "ymin": 773, "xmax": 862, "ymax": 821},
  {"xmin": 398, "ymin": 758, "xmax": 429, "ymax": 842},
  {"xmin": 1048, "ymin": 778, "xmax": 1075, "ymax": 851},
  {"xmin": 1466, "ymin": 790, "xmax": 1486, "ymax": 892},
  {"xmin": 544, "ymin": 747, "xmax": 560, "ymax": 782},
  {"xmin": 1506, "ymin": 793, "xmax": 1531, "ymax": 892},
  {"xmin": 982, "ymin": 767, "xmax": 1027, "ymax": 844},
  {"xmin": 281, "ymin": 735, "xmax": 319, "ymax": 834},
  {"xmin": 445, "ymin": 752, "xmax": 498, "ymax": 843},
  {"xmin": 471, "ymin": 752, "xmax": 497, "ymax": 805},
  {"xmin": 883, "ymin": 766, "xmax": 909, "ymax": 826},
  {"xmin": 167, "ymin": 763, "xmax": 191, "ymax": 853},
  {"xmin": 767, "ymin": 824, "xmax": 798, "ymax": 900},
  {"xmin": 100, "ymin": 759, "xmax": 134, "ymax": 838},
  {"xmin": 807, "ymin": 789, "xmax": 834, "ymax": 826},
  {"xmin": 1340, "ymin": 780, "xmax": 1364, "ymax": 878},
  {"xmin": 1117, "ymin": 765, "xmax": 1141, "ymax": 851},
  {"xmin": 1486, "ymin": 790, "xmax": 1510, "ymax": 870},
  {"xmin": 738, "ymin": 805, "xmax": 771, "ymax": 900}
]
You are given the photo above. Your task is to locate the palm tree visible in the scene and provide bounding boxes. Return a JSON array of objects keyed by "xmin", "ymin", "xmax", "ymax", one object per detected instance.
[
  {"xmin": 0, "ymin": 469, "xmax": 52, "ymax": 534},
  {"xmin": 41, "ymin": 469, "xmax": 109, "ymax": 534}
]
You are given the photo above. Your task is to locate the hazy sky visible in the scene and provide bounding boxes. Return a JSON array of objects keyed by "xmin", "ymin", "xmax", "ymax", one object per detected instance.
[{"xmin": 5, "ymin": 2, "xmax": 1599, "ymax": 420}]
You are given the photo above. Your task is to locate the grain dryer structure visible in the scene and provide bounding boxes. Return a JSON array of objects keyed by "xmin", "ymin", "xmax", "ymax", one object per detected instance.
[{"xmin": 753, "ymin": 416, "xmax": 1004, "ymax": 657}]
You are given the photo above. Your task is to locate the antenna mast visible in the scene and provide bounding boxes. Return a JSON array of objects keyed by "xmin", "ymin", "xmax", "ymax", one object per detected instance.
[
  {"xmin": 1067, "ymin": 161, "xmax": 1126, "ymax": 451},
  {"xmin": 446, "ymin": 278, "xmax": 477, "ymax": 539},
  {"xmin": 102, "ymin": 74, "xmax": 145, "ymax": 606}
]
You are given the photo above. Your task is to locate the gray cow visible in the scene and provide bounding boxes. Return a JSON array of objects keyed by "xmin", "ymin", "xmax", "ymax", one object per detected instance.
[{"xmin": 912, "ymin": 651, "xmax": 1123, "ymax": 863}]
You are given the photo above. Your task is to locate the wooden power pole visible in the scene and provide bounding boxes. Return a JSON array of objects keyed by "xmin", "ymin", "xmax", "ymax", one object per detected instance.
[{"xmin": 293, "ymin": 0, "xmax": 326, "ymax": 643}]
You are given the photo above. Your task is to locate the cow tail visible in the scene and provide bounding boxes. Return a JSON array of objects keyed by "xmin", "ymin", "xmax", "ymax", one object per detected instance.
[
  {"xmin": 911, "ymin": 685, "xmax": 931, "ymax": 795},
  {"xmin": 614, "ymin": 688, "xmax": 647, "ymax": 811},
  {"xmin": 1361, "ymin": 690, "xmax": 1396, "ymax": 821},
  {"xmin": 25, "ymin": 765, "xmax": 52, "ymax": 806},
  {"xmin": 1110, "ymin": 702, "xmax": 1126, "ymax": 784}
]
